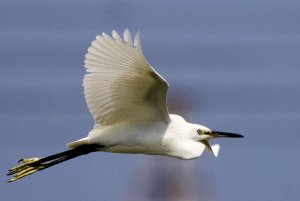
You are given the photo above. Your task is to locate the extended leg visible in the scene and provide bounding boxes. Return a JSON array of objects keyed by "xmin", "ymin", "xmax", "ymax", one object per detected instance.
[{"xmin": 7, "ymin": 145, "xmax": 98, "ymax": 182}]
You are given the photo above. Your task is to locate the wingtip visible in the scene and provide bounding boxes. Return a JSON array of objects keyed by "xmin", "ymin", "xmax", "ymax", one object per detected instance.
[
  {"xmin": 100, "ymin": 29, "xmax": 142, "ymax": 49},
  {"xmin": 112, "ymin": 30, "xmax": 122, "ymax": 42},
  {"xmin": 123, "ymin": 29, "xmax": 133, "ymax": 45},
  {"xmin": 134, "ymin": 31, "xmax": 142, "ymax": 50}
]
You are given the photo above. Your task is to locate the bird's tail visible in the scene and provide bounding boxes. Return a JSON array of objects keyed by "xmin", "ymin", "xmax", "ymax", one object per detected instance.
[{"xmin": 7, "ymin": 145, "xmax": 97, "ymax": 183}]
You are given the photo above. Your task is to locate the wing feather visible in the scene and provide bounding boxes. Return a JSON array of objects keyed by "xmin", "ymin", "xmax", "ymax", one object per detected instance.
[{"xmin": 84, "ymin": 29, "xmax": 170, "ymax": 125}]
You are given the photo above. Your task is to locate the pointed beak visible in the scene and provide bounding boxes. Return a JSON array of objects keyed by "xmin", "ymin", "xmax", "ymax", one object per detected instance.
[{"xmin": 211, "ymin": 130, "xmax": 244, "ymax": 138}]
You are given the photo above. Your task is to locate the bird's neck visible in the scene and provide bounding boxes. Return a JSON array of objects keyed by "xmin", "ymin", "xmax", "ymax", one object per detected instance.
[{"xmin": 162, "ymin": 117, "xmax": 206, "ymax": 159}]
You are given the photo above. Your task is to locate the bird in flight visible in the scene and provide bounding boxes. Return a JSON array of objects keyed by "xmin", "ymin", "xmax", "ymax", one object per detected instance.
[{"xmin": 7, "ymin": 29, "xmax": 243, "ymax": 182}]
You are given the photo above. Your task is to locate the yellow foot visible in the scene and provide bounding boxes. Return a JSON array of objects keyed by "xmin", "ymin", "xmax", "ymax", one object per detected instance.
[{"xmin": 7, "ymin": 157, "xmax": 46, "ymax": 182}]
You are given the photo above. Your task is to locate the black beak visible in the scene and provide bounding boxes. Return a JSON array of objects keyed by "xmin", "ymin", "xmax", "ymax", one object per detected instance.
[{"xmin": 211, "ymin": 131, "xmax": 244, "ymax": 138}]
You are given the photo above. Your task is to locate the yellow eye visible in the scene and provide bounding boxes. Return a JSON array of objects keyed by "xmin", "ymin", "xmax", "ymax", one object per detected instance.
[{"xmin": 197, "ymin": 129, "xmax": 203, "ymax": 135}]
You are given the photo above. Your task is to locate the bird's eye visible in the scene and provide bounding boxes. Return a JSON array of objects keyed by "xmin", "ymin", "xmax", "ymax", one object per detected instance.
[{"xmin": 197, "ymin": 129, "xmax": 204, "ymax": 135}]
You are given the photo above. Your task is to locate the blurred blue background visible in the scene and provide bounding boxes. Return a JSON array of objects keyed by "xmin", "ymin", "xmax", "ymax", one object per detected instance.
[{"xmin": 1, "ymin": 0, "xmax": 300, "ymax": 200}]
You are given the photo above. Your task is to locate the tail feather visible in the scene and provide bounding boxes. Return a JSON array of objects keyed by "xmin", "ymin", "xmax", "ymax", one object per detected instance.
[{"xmin": 67, "ymin": 137, "xmax": 91, "ymax": 149}]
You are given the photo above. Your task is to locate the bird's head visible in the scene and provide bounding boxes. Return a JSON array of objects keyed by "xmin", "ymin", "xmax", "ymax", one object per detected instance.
[
  {"xmin": 193, "ymin": 125, "xmax": 244, "ymax": 141},
  {"xmin": 190, "ymin": 124, "xmax": 243, "ymax": 157}
]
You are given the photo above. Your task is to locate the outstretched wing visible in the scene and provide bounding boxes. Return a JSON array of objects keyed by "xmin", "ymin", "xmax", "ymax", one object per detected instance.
[{"xmin": 84, "ymin": 29, "xmax": 170, "ymax": 125}]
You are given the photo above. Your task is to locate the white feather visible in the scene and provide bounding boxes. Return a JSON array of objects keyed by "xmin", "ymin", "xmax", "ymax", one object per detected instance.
[
  {"xmin": 134, "ymin": 31, "xmax": 142, "ymax": 50},
  {"xmin": 84, "ymin": 29, "xmax": 170, "ymax": 126},
  {"xmin": 211, "ymin": 144, "xmax": 220, "ymax": 157},
  {"xmin": 123, "ymin": 29, "xmax": 133, "ymax": 45}
]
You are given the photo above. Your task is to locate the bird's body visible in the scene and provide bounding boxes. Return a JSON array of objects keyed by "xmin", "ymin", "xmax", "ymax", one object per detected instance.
[
  {"xmin": 7, "ymin": 29, "xmax": 243, "ymax": 182},
  {"xmin": 68, "ymin": 114, "xmax": 206, "ymax": 160}
]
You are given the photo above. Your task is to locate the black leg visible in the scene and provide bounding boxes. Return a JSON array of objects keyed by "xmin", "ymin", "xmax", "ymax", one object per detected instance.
[{"xmin": 7, "ymin": 145, "xmax": 99, "ymax": 182}]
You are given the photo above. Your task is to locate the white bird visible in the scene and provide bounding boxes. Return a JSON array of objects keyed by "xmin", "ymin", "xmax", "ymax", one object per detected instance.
[{"xmin": 7, "ymin": 29, "xmax": 243, "ymax": 182}]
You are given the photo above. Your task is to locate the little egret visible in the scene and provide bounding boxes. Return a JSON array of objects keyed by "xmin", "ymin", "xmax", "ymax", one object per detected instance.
[{"xmin": 7, "ymin": 29, "xmax": 243, "ymax": 182}]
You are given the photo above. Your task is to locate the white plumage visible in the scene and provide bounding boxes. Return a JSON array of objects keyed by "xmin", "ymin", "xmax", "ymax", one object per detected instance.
[
  {"xmin": 7, "ymin": 29, "xmax": 243, "ymax": 182},
  {"xmin": 83, "ymin": 29, "xmax": 169, "ymax": 126}
]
